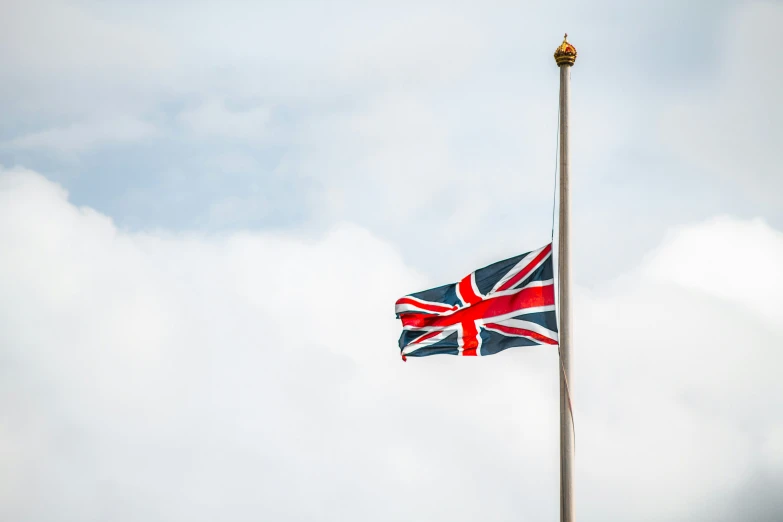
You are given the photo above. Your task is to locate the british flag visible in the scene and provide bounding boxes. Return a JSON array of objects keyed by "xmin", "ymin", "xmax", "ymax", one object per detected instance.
[{"xmin": 395, "ymin": 243, "xmax": 558, "ymax": 359}]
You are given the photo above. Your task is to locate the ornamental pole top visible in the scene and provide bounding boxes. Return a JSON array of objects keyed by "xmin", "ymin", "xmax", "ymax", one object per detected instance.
[{"xmin": 554, "ymin": 33, "xmax": 577, "ymax": 66}]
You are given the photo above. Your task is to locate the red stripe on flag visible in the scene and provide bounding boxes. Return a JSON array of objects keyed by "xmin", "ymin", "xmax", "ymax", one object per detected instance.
[
  {"xmin": 400, "ymin": 284, "xmax": 555, "ymax": 330},
  {"xmin": 409, "ymin": 329, "xmax": 442, "ymax": 346},
  {"xmin": 457, "ymin": 274, "xmax": 482, "ymax": 306},
  {"xmin": 497, "ymin": 243, "xmax": 552, "ymax": 291},
  {"xmin": 461, "ymin": 320, "xmax": 479, "ymax": 356},
  {"xmin": 484, "ymin": 323, "xmax": 558, "ymax": 345},
  {"xmin": 395, "ymin": 297, "xmax": 456, "ymax": 314}
]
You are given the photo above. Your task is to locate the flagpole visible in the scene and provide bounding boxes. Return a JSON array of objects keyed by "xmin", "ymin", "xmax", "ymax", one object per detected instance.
[{"xmin": 554, "ymin": 34, "xmax": 577, "ymax": 522}]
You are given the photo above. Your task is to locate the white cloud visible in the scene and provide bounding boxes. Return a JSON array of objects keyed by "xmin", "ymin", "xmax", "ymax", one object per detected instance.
[
  {"xmin": 659, "ymin": 2, "xmax": 783, "ymax": 202},
  {"xmin": 0, "ymin": 0, "xmax": 171, "ymax": 73},
  {"xmin": 644, "ymin": 216, "xmax": 783, "ymax": 328},
  {"xmin": 0, "ymin": 166, "xmax": 558, "ymax": 521},
  {"xmin": 2, "ymin": 117, "xmax": 159, "ymax": 154},
  {"xmin": 576, "ymin": 216, "xmax": 783, "ymax": 521},
  {"xmin": 763, "ymin": 424, "xmax": 783, "ymax": 471},
  {"xmin": 178, "ymin": 100, "xmax": 271, "ymax": 142},
  {"xmin": 1, "ymin": 167, "xmax": 782, "ymax": 521}
]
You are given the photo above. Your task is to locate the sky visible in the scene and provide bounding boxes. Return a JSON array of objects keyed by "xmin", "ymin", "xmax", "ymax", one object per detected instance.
[{"xmin": 1, "ymin": 0, "xmax": 782, "ymax": 521}]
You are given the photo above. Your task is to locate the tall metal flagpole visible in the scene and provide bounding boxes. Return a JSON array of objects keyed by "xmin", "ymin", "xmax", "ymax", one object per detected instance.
[{"xmin": 554, "ymin": 34, "xmax": 577, "ymax": 522}]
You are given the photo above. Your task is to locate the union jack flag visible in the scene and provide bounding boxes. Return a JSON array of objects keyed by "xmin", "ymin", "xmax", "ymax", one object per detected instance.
[{"xmin": 395, "ymin": 243, "xmax": 558, "ymax": 360}]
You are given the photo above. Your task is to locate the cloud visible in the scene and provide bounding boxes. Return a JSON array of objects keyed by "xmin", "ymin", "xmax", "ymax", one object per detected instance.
[
  {"xmin": 644, "ymin": 215, "xmax": 783, "ymax": 328},
  {"xmin": 0, "ymin": 0, "xmax": 485, "ymax": 120},
  {"xmin": 1, "ymin": 166, "xmax": 559, "ymax": 522},
  {"xmin": 0, "ymin": 0, "xmax": 174, "ymax": 124},
  {"xmin": 2, "ymin": 117, "xmax": 159, "ymax": 154},
  {"xmin": 5, "ymin": 0, "xmax": 771, "ymax": 283},
  {"xmin": 578, "ymin": 216, "xmax": 783, "ymax": 521},
  {"xmin": 178, "ymin": 100, "xmax": 271, "ymax": 142},
  {"xmin": 659, "ymin": 2, "xmax": 783, "ymax": 204},
  {"xmin": 1, "ymin": 167, "xmax": 782, "ymax": 521},
  {"xmin": 0, "ymin": 0, "xmax": 170, "ymax": 73}
]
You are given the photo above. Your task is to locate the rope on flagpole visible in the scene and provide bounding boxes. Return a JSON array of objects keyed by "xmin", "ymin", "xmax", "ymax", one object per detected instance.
[
  {"xmin": 558, "ymin": 345, "xmax": 575, "ymax": 450},
  {"xmin": 551, "ymin": 103, "xmax": 560, "ymax": 241}
]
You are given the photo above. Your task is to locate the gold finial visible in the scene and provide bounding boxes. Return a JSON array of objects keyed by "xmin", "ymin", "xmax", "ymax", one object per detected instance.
[{"xmin": 554, "ymin": 33, "xmax": 577, "ymax": 67}]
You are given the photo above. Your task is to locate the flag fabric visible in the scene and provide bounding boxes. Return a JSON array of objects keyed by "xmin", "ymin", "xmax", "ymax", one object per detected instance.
[{"xmin": 395, "ymin": 243, "xmax": 558, "ymax": 360}]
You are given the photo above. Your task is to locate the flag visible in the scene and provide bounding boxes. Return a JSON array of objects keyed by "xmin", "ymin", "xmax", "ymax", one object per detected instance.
[{"xmin": 395, "ymin": 243, "xmax": 558, "ymax": 360}]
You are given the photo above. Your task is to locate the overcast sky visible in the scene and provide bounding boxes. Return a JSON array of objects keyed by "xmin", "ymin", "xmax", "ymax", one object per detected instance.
[{"xmin": 1, "ymin": 1, "xmax": 782, "ymax": 521}]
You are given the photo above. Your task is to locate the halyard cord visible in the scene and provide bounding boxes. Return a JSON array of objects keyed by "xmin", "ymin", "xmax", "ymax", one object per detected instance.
[
  {"xmin": 558, "ymin": 346, "xmax": 575, "ymax": 448},
  {"xmin": 551, "ymin": 103, "xmax": 560, "ymax": 241}
]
